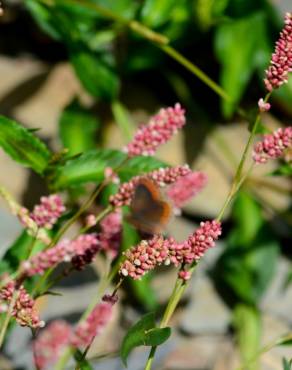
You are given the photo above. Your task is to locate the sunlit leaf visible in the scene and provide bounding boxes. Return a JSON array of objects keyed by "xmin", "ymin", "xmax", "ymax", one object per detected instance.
[{"xmin": 0, "ymin": 116, "xmax": 51, "ymax": 174}]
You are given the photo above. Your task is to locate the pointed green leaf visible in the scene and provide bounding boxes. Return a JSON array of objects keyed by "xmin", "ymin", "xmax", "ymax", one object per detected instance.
[
  {"xmin": 74, "ymin": 349, "xmax": 94, "ymax": 370},
  {"xmin": 282, "ymin": 358, "xmax": 292, "ymax": 370},
  {"xmin": 52, "ymin": 149, "xmax": 127, "ymax": 189},
  {"xmin": 141, "ymin": 0, "xmax": 177, "ymax": 27},
  {"xmin": 70, "ymin": 50, "xmax": 119, "ymax": 100},
  {"xmin": 120, "ymin": 312, "xmax": 171, "ymax": 366},
  {"xmin": 118, "ymin": 156, "xmax": 167, "ymax": 181},
  {"xmin": 0, "ymin": 116, "xmax": 51, "ymax": 174},
  {"xmin": 59, "ymin": 100, "xmax": 100, "ymax": 155}
]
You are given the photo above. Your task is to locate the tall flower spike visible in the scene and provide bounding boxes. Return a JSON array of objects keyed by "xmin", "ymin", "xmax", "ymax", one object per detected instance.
[
  {"xmin": 264, "ymin": 12, "xmax": 292, "ymax": 91},
  {"xmin": 252, "ymin": 126, "xmax": 292, "ymax": 164},
  {"xmin": 21, "ymin": 234, "xmax": 100, "ymax": 277},
  {"xmin": 31, "ymin": 194, "xmax": 65, "ymax": 229},
  {"xmin": 0, "ymin": 281, "xmax": 45, "ymax": 328},
  {"xmin": 109, "ymin": 165, "xmax": 191, "ymax": 207},
  {"xmin": 124, "ymin": 103, "xmax": 186, "ymax": 157},
  {"xmin": 119, "ymin": 236, "xmax": 175, "ymax": 280},
  {"xmin": 33, "ymin": 320, "xmax": 72, "ymax": 370},
  {"xmin": 166, "ymin": 171, "xmax": 208, "ymax": 208},
  {"xmin": 169, "ymin": 220, "xmax": 222, "ymax": 265},
  {"xmin": 71, "ymin": 302, "xmax": 113, "ymax": 348}
]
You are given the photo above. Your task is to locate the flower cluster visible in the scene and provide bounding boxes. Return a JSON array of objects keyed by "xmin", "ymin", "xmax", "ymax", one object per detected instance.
[
  {"xmin": 33, "ymin": 320, "xmax": 72, "ymax": 370},
  {"xmin": 166, "ymin": 171, "xmax": 208, "ymax": 208},
  {"xmin": 264, "ymin": 13, "xmax": 292, "ymax": 91},
  {"xmin": 99, "ymin": 209, "xmax": 122, "ymax": 257},
  {"xmin": 21, "ymin": 234, "xmax": 100, "ymax": 277},
  {"xmin": 124, "ymin": 103, "xmax": 186, "ymax": 157},
  {"xmin": 120, "ymin": 236, "xmax": 174, "ymax": 279},
  {"xmin": 71, "ymin": 302, "xmax": 113, "ymax": 348},
  {"xmin": 0, "ymin": 281, "xmax": 44, "ymax": 328},
  {"xmin": 31, "ymin": 194, "xmax": 65, "ymax": 229},
  {"xmin": 120, "ymin": 221, "xmax": 222, "ymax": 280},
  {"xmin": 109, "ymin": 165, "xmax": 191, "ymax": 207},
  {"xmin": 252, "ymin": 126, "xmax": 292, "ymax": 164}
]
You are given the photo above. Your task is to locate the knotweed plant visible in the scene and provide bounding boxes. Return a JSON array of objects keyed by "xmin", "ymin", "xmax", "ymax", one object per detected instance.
[{"xmin": 0, "ymin": 8, "xmax": 291, "ymax": 370}]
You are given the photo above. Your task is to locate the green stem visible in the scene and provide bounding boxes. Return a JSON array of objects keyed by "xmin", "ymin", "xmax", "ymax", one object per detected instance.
[
  {"xmin": 0, "ymin": 290, "xmax": 18, "ymax": 348},
  {"xmin": 55, "ymin": 347, "xmax": 74, "ymax": 370},
  {"xmin": 143, "ymin": 93, "xmax": 272, "ymax": 370}
]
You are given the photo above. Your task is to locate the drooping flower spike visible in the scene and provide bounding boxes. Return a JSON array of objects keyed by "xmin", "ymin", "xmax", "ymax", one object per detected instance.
[
  {"xmin": 0, "ymin": 281, "xmax": 45, "ymax": 329},
  {"xmin": 253, "ymin": 126, "xmax": 292, "ymax": 164},
  {"xmin": 124, "ymin": 103, "xmax": 186, "ymax": 157}
]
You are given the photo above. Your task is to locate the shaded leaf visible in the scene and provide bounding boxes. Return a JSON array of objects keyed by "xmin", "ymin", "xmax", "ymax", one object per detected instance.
[
  {"xmin": 59, "ymin": 100, "xmax": 100, "ymax": 155},
  {"xmin": 52, "ymin": 149, "xmax": 127, "ymax": 189},
  {"xmin": 120, "ymin": 312, "xmax": 171, "ymax": 366},
  {"xmin": 141, "ymin": 0, "xmax": 177, "ymax": 27},
  {"xmin": 270, "ymin": 163, "xmax": 292, "ymax": 177},
  {"xmin": 111, "ymin": 101, "xmax": 134, "ymax": 142},
  {"xmin": 118, "ymin": 156, "xmax": 167, "ymax": 181},
  {"xmin": 70, "ymin": 50, "xmax": 119, "ymax": 100},
  {"xmin": 0, "ymin": 116, "xmax": 50, "ymax": 174},
  {"xmin": 74, "ymin": 349, "xmax": 94, "ymax": 370},
  {"xmin": 215, "ymin": 12, "xmax": 268, "ymax": 117}
]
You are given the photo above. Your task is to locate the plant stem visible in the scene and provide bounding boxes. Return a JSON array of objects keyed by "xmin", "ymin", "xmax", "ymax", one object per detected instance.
[
  {"xmin": 0, "ymin": 290, "xmax": 18, "ymax": 349},
  {"xmin": 143, "ymin": 93, "xmax": 272, "ymax": 370}
]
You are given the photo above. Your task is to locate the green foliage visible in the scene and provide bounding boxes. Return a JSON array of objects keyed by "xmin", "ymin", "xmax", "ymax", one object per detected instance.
[
  {"xmin": 59, "ymin": 100, "xmax": 100, "ymax": 155},
  {"xmin": 140, "ymin": 0, "xmax": 178, "ymax": 27},
  {"xmin": 0, "ymin": 116, "xmax": 51, "ymax": 174},
  {"xmin": 70, "ymin": 50, "xmax": 119, "ymax": 100},
  {"xmin": 233, "ymin": 304, "xmax": 261, "ymax": 369},
  {"xmin": 120, "ymin": 312, "xmax": 171, "ymax": 366},
  {"xmin": 282, "ymin": 358, "xmax": 292, "ymax": 370},
  {"xmin": 1, "ymin": 230, "xmax": 47, "ymax": 272},
  {"xmin": 270, "ymin": 163, "xmax": 292, "ymax": 177},
  {"xmin": 215, "ymin": 12, "xmax": 270, "ymax": 117},
  {"xmin": 118, "ymin": 156, "xmax": 167, "ymax": 181},
  {"xmin": 214, "ymin": 191, "xmax": 279, "ymax": 305},
  {"xmin": 111, "ymin": 101, "xmax": 134, "ymax": 142},
  {"xmin": 52, "ymin": 149, "xmax": 127, "ymax": 189},
  {"xmin": 74, "ymin": 349, "xmax": 94, "ymax": 370}
]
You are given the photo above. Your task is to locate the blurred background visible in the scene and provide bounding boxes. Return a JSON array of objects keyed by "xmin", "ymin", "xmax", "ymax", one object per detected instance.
[{"xmin": 0, "ymin": 0, "xmax": 291, "ymax": 369}]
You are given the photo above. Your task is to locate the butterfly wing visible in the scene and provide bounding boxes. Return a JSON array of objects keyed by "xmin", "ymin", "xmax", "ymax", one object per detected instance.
[{"xmin": 129, "ymin": 179, "xmax": 172, "ymax": 234}]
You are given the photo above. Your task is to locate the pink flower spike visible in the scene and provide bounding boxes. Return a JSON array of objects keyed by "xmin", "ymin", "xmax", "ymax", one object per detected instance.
[
  {"xmin": 264, "ymin": 12, "xmax": 292, "ymax": 91},
  {"xmin": 166, "ymin": 171, "xmax": 208, "ymax": 208},
  {"xmin": 109, "ymin": 165, "xmax": 191, "ymax": 207},
  {"xmin": 124, "ymin": 103, "xmax": 186, "ymax": 157},
  {"xmin": 71, "ymin": 303, "xmax": 113, "ymax": 348},
  {"xmin": 0, "ymin": 281, "xmax": 44, "ymax": 328},
  {"xmin": 119, "ymin": 236, "xmax": 176, "ymax": 280},
  {"xmin": 21, "ymin": 234, "xmax": 100, "ymax": 277},
  {"xmin": 252, "ymin": 126, "xmax": 292, "ymax": 164},
  {"xmin": 33, "ymin": 320, "xmax": 72, "ymax": 370},
  {"xmin": 258, "ymin": 98, "xmax": 271, "ymax": 112},
  {"xmin": 31, "ymin": 194, "xmax": 65, "ymax": 229}
]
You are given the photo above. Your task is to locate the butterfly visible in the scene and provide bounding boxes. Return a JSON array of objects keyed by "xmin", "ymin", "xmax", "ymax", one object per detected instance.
[{"xmin": 128, "ymin": 178, "xmax": 172, "ymax": 234}]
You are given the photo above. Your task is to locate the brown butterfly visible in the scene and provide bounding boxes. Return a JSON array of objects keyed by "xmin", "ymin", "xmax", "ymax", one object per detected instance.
[{"xmin": 128, "ymin": 178, "xmax": 172, "ymax": 234}]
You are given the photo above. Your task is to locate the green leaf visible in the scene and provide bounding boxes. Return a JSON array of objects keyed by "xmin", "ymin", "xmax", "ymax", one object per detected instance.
[
  {"xmin": 0, "ymin": 116, "xmax": 51, "ymax": 174},
  {"xmin": 282, "ymin": 358, "xmax": 292, "ymax": 370},
  {"xmin": 59, "ymin": 100, "xmax": 100, "ymax": 155},
  {"xmin": 270, "ymin": 163, "xmax": 292, "ymax": 177},
  {"xmin": 214, "ymin": 191, "xmax": 279, "ymax": 305},
  {"xmin": 215, "ymin": 12, "xmax": 268, "ymax": 117},
  {"xmin": 233, "ymin": 304, "xmax": 261, "ymax": 369},
  {"xmin": 52, "ymin": 149, "xmax": 127, "ymax": 189},
  {"xmin": 111, "ymin": 101, "xmax": 134, "ymax": 142},
  {"xmin": 2, "ymin": 230, "xmax": 46, "ymax": 270},
  {"xmin": 140, "ymin": 0, "xmax": 178, "ymax": 27},
  {"xmin": 74, "ymin": 349, "xmax": 94, "ymax": 370},
  {"xmin": 70, "ymin": 50, "xmax": 119, "ymax": 100},
  {"xmin": 120, "ymin": 312, "xmax": 171, "ymax": 366},
  {"xmin": 277, "ymin": 335, "xmax": 292, "ymax": 347},
  {"xmin": 118, "ymin": 156, "xmax": 167, "ymax": 181}
]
